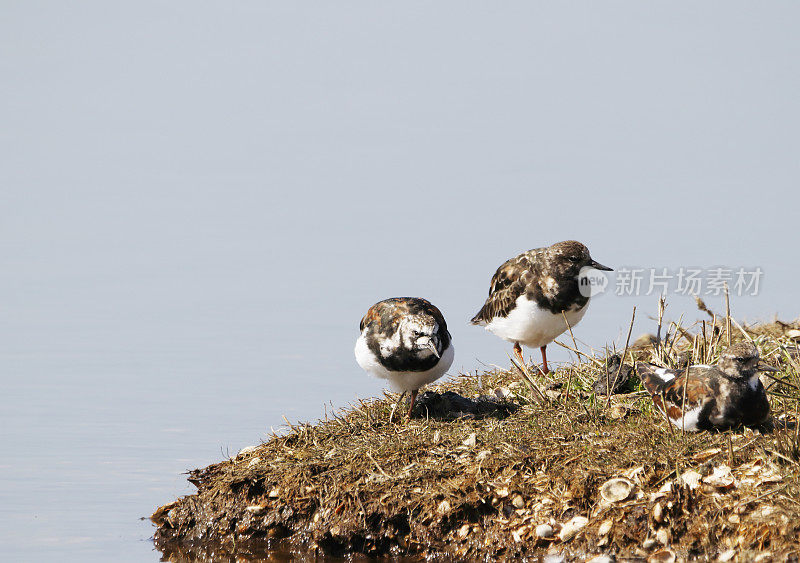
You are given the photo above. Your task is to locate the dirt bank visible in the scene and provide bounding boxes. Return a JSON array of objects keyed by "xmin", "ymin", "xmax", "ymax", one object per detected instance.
[{"xmin": 152, "ymin": 318, "xmax": 800, "ymax": 561}]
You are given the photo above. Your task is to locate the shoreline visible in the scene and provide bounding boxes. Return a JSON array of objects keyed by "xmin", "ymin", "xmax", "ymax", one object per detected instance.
[{"xmin": 152, "ymin": 319, "xmax": 800, "ymax": 561}]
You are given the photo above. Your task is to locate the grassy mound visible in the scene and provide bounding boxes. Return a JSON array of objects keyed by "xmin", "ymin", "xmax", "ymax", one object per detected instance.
[{"xmin": 152, "ymin": 314, "xmax": 800, "ymax": 561}]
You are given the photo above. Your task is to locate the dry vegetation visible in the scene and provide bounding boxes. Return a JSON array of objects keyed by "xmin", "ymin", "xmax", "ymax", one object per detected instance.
[{"xmin": 152, "ymin": 304, "xmax": 800, "ymax": 562}]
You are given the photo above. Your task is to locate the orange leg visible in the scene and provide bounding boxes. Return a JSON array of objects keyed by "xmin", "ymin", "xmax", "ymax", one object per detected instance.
[
  {"xmin": 407, "ymin": 389, "xmax": 418, "ymax": 419},
  {"xmin": 540, "ymin": 346, "xmax": 549, "ymax": 375},
  {"xmin": 513, "ymin": 342, "xmax": 526, "ymax": 368}
]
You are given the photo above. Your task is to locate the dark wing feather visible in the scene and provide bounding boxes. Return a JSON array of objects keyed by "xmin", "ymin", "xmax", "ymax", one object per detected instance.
[
  {"xmin": 638, "ymin": 363, "xmax": 714, "ymax": 420},
  {"xmin": 488, "ymin": 256, "xmax": 527, "ymax": 295},
  {"xmin": 662, "ymin": 376, "xmax": 710, "ymax": 407},
  {"xmin": 471, "ymin": 253, "xmax": 536, "ymax": 324},
  {"xmin": 636, "ymin": 363, "xmax": 679, "ymax": 395},
  {"xmin": 660, "ymin": 376, "xmax": 712, "ymax": 419}
]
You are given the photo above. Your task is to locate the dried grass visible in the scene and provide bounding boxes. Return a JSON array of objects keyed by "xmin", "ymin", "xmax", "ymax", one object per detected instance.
[{"xmin": 153, "ymin": 309, "xmax": 800, "ymax": 562}]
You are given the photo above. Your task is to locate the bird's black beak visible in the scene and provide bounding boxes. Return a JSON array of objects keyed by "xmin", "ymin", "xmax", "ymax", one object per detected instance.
[
  {"xmin": 757, "ymin": 362, "xmax": 779, "ymax": 373},
  {"xmin": 590, "ymin": 259, "xmax": 613, "ymax": 271}
]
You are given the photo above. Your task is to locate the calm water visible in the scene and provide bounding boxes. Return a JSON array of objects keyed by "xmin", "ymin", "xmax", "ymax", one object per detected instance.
[
  {"xmin": 0, "ymin": 234, "xmax": 793, "ymax": 562},
  {"xmin": 2, "ymin": 3, "xmax": 799, "ymax": 561}
]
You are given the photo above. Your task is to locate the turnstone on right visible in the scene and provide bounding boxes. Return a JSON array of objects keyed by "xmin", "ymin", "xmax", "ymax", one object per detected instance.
[
  {"xmin": 637, "ymin": 342, "xmax": 777, "ymax": 431},
  {"xmin": 470, "ymin": 240, "xmax": 612, "ymax": 374},
  {"xmin": 355, "ymin": 298, "xmax": 454, "ymax": 419}
]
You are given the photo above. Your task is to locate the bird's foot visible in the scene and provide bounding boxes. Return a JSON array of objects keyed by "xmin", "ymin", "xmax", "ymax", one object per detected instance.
[
  {"xmin": 539, "ymin": 345, "xmax": 550, "ymax": 375},
  {"xmin": 389, "ymin": 391, "xmax": 407, "ymax": 423}
]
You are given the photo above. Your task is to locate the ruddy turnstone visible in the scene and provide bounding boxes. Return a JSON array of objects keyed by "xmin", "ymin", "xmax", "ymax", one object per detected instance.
[
  {"xmin": 355, "ymin": 297, "xmax": 454, "ymax": 419},
  {"xmin": 637, "ymin": 342, "xmax": 777, "ymax": 431},
  {"xmin": 470, "ymin": 240, "xmax": 612, "ymax": 374}
]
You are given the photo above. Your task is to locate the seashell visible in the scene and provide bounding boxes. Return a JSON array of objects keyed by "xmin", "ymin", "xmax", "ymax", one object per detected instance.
[
  {"xmin": 703, "ymin": 465, "xmax": 735, "ymax": 489},
  {"xmin": 600, "ymin": 477, "xmax": 634, "ymax": 503},
  {"xmin": 680, "ymin": 470, "xmax": 702, "ymax": 490},
  {"xmin": 656, "ymin": 528, "xmax": 669, "ymax": 545},
  {"xmin": 653, "ymin": 501, "xmax": 664, "ymax": 523},
  {"xmin": 648, "ymin": 549, "xmax": 676, "ymax": 563},
  {"xmin": 535, "ymin": 523, "xmax": 553, "ymax": 538},
  {"xmin": 597, "ymin": 519, "xmax": 613, "ymax": 536},
  {"xmin": 692, "ymin": 447, "xmax": 722, "ymax": 462},
  {"xmin": 558, "ymin": 516, "xmax": 589, "ymax": 542}
]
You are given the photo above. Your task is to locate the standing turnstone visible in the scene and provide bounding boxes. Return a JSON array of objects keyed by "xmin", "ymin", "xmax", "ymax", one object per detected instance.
[
  {"xmin": 637, "ymin": 342, "xmax": 777, "ymax": 431},
  {"xmin": 355, "ymin": 297, "xmax": 454, "ymax": 419},
  {"xmin": 470, "ymin": 240, "xmax": 612, "ymax": 374}
]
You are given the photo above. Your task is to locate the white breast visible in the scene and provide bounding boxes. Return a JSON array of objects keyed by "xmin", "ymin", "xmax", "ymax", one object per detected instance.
[
  {"xmin": 354, "ymin": 334, "xmax": 455, "ymax": 393},
  {"xmin": 483, "ymin": 294, "xmax": 587, "ymax": 348},
  {"xmin": 666, "ymin": 405, "xmax": 702, "ymax": 432}
]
